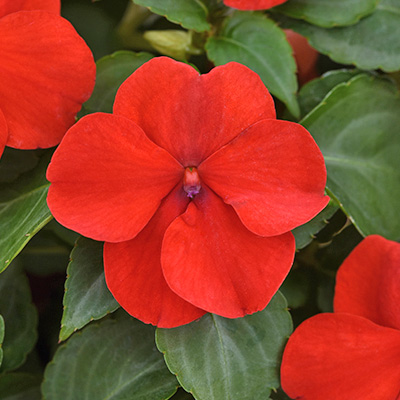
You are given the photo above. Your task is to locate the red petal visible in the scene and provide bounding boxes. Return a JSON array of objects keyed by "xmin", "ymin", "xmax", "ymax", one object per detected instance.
[
  {"xmin": 281, "ymin": 313, "xmax": 400, "ymax": 400},
  {"xmin": 47, "ymin": 113, "xmax": 183, "ymax": 242},
  {"xmin": 223, "ymin": 0, "xmax": 287, "ymax": 10},
  {"xmin": 0, "ymin": 109, "xmax": 7, "ymax": 158},
  {"xmin": 334, "ymin": 235, "xmax": 400, "ymax": 331},
  {"xmin": 104, "ymin": 185, "xmax": 206, "ymax": 328},
  {"xmin": 114, "ymin": 57, "xmax": 276, "ymax": 166},
  {"xmin": 0, "ymin": 0, "xmax": 60, "ymax": 18},
  {"xmin": 199, "ymin": 119, "xmax": 329, "ymax": 237},
  {"xmin": 161, "ymin": 186, "xmax": 295, "ymax": 318},
  {"xmin": 0, "ymin": 11, "xmax": 95, "ymax": 149}
]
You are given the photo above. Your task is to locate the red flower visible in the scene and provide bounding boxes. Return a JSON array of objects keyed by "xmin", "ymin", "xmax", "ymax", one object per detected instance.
[
  {"xmin": 47, "ymin": 57, "xmax": 329, "ymax": 328},
  {"xmin": 0, "ymin": 0, "xmax": 95, "ymax": 155},
  {"xmin": 281, "ymin": 235, "xmax": 400, "ymax": 399},
  {"xmin": 223, "ymin": 0, "xmax": 287, "ymax": 10}
]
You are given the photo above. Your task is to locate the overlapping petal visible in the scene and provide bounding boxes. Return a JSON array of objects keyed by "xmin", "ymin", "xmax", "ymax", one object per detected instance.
[
  {"xmin": 104, "ymin": 185, "xmax": 206, "ymax": 328},
  {"xmin": 161, "ymin": 186, "xmax": 295, "ymax": 318},
  {"xmin": 0, "ymin": 109, "xmax": 7, "ymax": 158},
  {"xmin": 114, "ymin": 57, "xmax": 276, "ymax": 166},
  {"xmin": 199, "ymin": 119, "xmax": 329, "ymax": 237},
  {"xmin": 0, "ymin": 0, "xmax": 60, "ymax": 18},
  {"xmin": 334, "ymin": 235, "xmax": 400, "ymax": 331},
  {"xmin": 0, "ymin": 10, "xmax": 95, "ymax": 149},
  {"xmin": 281, "ymin": 313, "xmax": 400, "ymax": 400},
  {"xmin": 47, "ymin": 113, "xmax": 183, "ymax": 243},
  {"xmin": 223, "ymin": 0, "xmax": 287, "ymax": 10}
]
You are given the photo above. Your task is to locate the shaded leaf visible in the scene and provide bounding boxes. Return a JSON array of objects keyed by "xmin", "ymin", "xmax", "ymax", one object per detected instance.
[
  {"xmin": 132, "ymin": 0, "xmax": 211, "ymax": 32},
  {"xmin": 0, "ymin": 152, "xmax": 52, "ymax": 272},
  {"xmin": 0, "ymin": 315, "xmax": 3, "ymax": 367},
  {"xmin": 0, "ymin": 373, "xmax": 41, "ymax": 400},
  {"xmin": 0, "ymin": 267, "xmax": 37, "ymax": 372},
  {"xmin": 43, "ymin": 312, "xmax": 178, "ymax": 400},
  {"xmin": 278, "ymin": 0, "xmax": 400, "ymax": 72},
  {"xmin": 302, "ymin": 74, "xmax": 400, "ymax": 240},
  {"xmin": 0, "ymin": 148, "xmax": 39, "ymax": 184},
  {"xmin": 59, "ymin": 237, "xmax": 119, "ymax": 341},
  {"xmin": 83, "ymin": 51, "xmax": 154, "ymax": 115},
  {"xmin": 206, "ymin": 12, "xmax": 299, "ymax": 117},
  {"xmin": 275, "ymin": 0, "xmax": 378, "ymax": 28},
  {"xmin": 156, "ymin": 292, "xmax": 292, "ymax": 400}
]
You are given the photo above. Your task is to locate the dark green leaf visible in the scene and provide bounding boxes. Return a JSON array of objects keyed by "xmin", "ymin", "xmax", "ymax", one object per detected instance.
[
  {"xmin": 0, "ymin": 315, "xmax": 4, "ymax": 367},
  {"xmin": 156, "ymin": 292, "xmax": 292, "ymax": 400},
  {"xmin": 0, "ymin": 152, "xmax": 52, "ymax": 272},
  {"xmin": 0, "ymin": 148, "xmax": 39, "ymax": 184},
  {"xmin": 302, "ymin": 74, "xmax": 400, "ymax": 240},
  {"xmin": 43, "ymin": 312, "xmax": 178, "ymax": 400},
  {"xmin": 275, "ymin": 0, "xmax": 378, "ymax": 28},
  {"xmin": 132, "ymin": 0, "xmax": 211, "ymax": 32},
  {"xmin": 279, "ymin": 0, "xmax": 400, "ymax": 72},
  {"xmin": 206, "ymin": 12, "xmax": 299, "ymax": 117},
  {"xmin": 83, "ymin": 51, "xmax": 154, "ymax": 115},
  {"xmin": 0, "ymin": 267, "xmax": 37, "ymax": 372},
  {"xmin": 59, "ymin": 237, "xmax": 119, "ymax": 341},
  {"xmin": 0, "ymin": 373, "xmax": 41, "ymax": 400}
]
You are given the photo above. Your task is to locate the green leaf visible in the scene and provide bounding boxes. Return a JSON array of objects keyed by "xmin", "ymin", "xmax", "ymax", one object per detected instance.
[
  {"xmin": 292, "ymin": 201, "xmax": 339, "ymax": 250},
  {"xmin": 82, "ymin": 51, "xmax": 154, "ymax": 115},
  {"xmin": 0, "ymin": 267, "xmax": 38, "ymax": 372},
  {"xmin": 0, "ymin": 148, "xmax": 39, "ymax": 184},
  {"xmin": 206, "ymin": 12, "xmax": 299, "ymax": 117},
  {"xmin": 278, "ymin": 0, "xmax": 400, "ymax": 72},
  {"xmin": 43, "ymin": 312, "xmax": 178, "ymax": 400},
  {"xmin": 156, "ymin": 292, "xmax": 292, "ymax": 400},
  {"xmin": 132, "ymin": 0, "xmax": 211, "ymax": 32},
  {"xmin": 59, "ymin": 237, "xmax": 119, "ymax": 342},
  {"xmin": 0, "ymin": 373, "xmax": 41, "ymax": 400},
  {"xmin": 0, "ymin": 315, "xmax": 4, "ymax": 367},
  {"xmin": 302, "ymin": 74, "xmax": 400, "ymax": 240},
  {"xmin": 0, "ymin": 152, "xmax": 52, "ymax": 272},
  {"xmin": 275, "ymin": 0, "xmax": 379, "ymax": 28}
]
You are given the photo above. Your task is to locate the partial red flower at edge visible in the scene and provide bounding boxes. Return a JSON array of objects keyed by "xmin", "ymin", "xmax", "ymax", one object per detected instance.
[
  {"xmin": 281, "ymin": 235, "xmax": 400, "ymax": 400},
  {"xmin": 0, "ymin": 0, "xmax": 95, "ymax": 149},
  {"xmin": 46, "ymin": 57, "xmax": 329, "ymax": 328},
  {"xmin": 223, "ymin": 0, "xmax": 287, "ymax": 10}
]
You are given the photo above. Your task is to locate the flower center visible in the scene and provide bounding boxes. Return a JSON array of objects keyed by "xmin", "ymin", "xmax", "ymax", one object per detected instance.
[{"xmin": 183, "ymin": 167, "xmax": 201, "ymax": 198}]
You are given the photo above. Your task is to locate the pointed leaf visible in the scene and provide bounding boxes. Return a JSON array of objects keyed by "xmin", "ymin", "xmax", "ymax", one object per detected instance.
[
  {"xmin": 132, "ymin": 0, "xmax": 211, "ymax": 32},
  {"xmin": 0, "ymin": 267, "xmax": 38, "ymax": 372},
  {"xmin": 156, "ymin": 292, "xmax": 292, "ymax": 400},
  {"xmin": 279, "ymin": 0, "xmax": 400, "ymax": 72},
  {"xmin": 206, "ymin": 12, "xmax": 299, "ymax": 117},
  {"xmin": 302, "ymin": 74, "xmax": 400, "ymax": 240},
  {"xmin": 0, "ymin": 373, "xmax": 41, "ymax": 400},
  {"xmin": 275, "ymin": 0, "xmax": 379, "ymax": 28},
  {"xmin": 0, "ymin": 152, "xmax": 52, "ymax": 272},
  {"xmin": 60, "ymin": 237, "xmax": 119, "ymax": 341},
  {"xmin": 82, "ymin": 51, "xmax": 154, "ymax": 115},
  {"xmin": 43, "ymin": 312, "xmax": 178, "ymax": 400}
]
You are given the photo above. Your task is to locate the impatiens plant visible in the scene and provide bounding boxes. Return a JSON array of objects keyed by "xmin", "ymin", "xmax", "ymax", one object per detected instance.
[
  {"xmin": 1, "ymin": 0, "xmax": 400, "ymax": 399},
  {"xmin": 281, "ymin": 235, "xmax": 400, "ymax": 399}
]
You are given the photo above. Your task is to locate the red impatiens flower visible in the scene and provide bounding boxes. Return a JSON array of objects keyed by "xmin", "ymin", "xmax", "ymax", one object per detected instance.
[
  {"xmin": 281, "ymin": 235, "xmax": 400, "ymax": 400},
  {"xmin": 47, "ymin": 57, "xmax": 329, "ymax": 328},
  {"xmin": 0, "ymin": 0, "xmax": 95, "ymax": 153},
  {"xmin": 223, "ymin": 0, "xmax": 287, "ymax": 10}
]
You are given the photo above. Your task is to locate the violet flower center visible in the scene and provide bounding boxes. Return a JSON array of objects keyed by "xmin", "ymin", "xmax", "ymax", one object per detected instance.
[{"xmin": 183, "ymin": 167, "xmax": 201, "ymax": 198}]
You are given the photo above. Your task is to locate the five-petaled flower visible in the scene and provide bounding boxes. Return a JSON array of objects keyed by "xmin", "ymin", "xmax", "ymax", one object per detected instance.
[
  {"xmin": 281, "ymin": 235, "xmax": 400, "ymax": 400},
  {"xmin": 223, "ymin": 0, "xmax": 288, "ymax": 10},
  {"xmin": 0, "ymin": 0, "xmax": 95, "ymax": 158},
  {"xmin": 47, "ymin": 57, "xmax": 329, "ymax": 328}
]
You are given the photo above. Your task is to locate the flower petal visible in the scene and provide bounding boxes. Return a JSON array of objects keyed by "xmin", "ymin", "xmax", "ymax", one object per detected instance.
[
  {"xmin": 0, "ymin": 0, "xmax": 60, "ymax": 18},
  {"xmin": 223, "ymin": 0, "xmax": 287, "ymax": 10},
  {"xmin": 0, "ymin": 108, "xmax": 7, "ymax": 158},
  {"xmin": 281, "ymin": 313, "xmax": 400, "ymax": 400},
  {"xmin": 47, "ymin": 113, "xmax": 183, "ymax": 243},
  {"xmin": 334, "ymin": 235, "xmax": 400, "ymax": 331},
  {"xmin": 114, "ymin": 57, "xmax": 276, "ymax": 166},
  {"xmin": 104, "ymin": 185, "xmax": 206, "ymax": 328},
  {"xmin": 0, "ymin": 11, "xmax": 95, "ymax": 149},
  {"xmin": 161, "ymin": 186, "xmax": 295, "ymax": 318},
  {"xmin": 199, "ymin": 119, "xmax": 329, "ymax": 237}
]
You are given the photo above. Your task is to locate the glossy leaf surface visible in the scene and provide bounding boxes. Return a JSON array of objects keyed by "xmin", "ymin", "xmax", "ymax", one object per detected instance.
[
  {"xmin": 302, "ymin": 74, "xmax": 400, "ymax": 240},
  {"xmin": 60, "ymin": 237, "xmax": 119, "ymax": 341},
  {"xmin": 206, "ymin": 12, "xmax": 299, "ymax": 117},
  {"xmin": 156, "ymin": 292, "xmax": 292, "ymax": 400}
]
